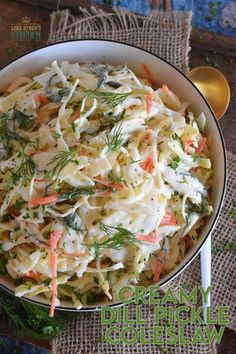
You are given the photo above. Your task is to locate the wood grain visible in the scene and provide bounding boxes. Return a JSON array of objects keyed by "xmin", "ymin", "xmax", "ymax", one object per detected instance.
[{"xmin": 0, "ymin": 1, "xmax": 235, "ymax": 352}]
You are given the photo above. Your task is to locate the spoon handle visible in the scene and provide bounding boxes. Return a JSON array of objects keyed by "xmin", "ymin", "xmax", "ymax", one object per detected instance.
[{"xmin": 200, "ymin": 235, "xmax": 211, "ymax": 322}]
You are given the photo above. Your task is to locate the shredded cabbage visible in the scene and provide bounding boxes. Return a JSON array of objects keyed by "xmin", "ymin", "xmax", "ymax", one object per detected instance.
[{"xmin": 0, "ymin": 61, "xmax": 213, "ymax": 311}]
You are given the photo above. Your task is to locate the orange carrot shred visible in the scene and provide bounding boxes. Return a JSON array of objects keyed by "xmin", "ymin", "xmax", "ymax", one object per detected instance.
[
  {"xmin": 26, "ymin": 270, "xmax": 41, "ymax": 281},
  {"xmin": 162, "ymin": 84, "xmax": 179, "ymax": 101},
  {"xmin": 28, "ymin": 195, "xmax": 58, "ymax": 208},
  {"xmin": 196, "ymin": 137, "xmax": 207, "ymax": 156},
  {"xmin": 107, "ymin": 182, "xmax": 124, "ymax": 191},
  {"xmin": 142, "ymin": 63, "xmax": 153, "ymax": 86},
  {"xmin": 34, "ymin": 178, "xmax": 47, "ymax": 182},
  {"xmin": 184, "ymin": 140, "xmax": 194, "ymax": 154},
  {"xmin": 34, "ymin": 94, "xmax": 49, "ymax": 108},
  {"xmin": 160, "ymin": 211, "xmax": 177, "ymax": 226},
  {"xmin": 140, "ymin": 155, "xmax": 154, "ymax": 174},
  {"xmin": 136, "ymin": 230, "xmax": 159, "ymax": 243},
  {"xmin": 34, "ymin": 94, "xmax": 49, "ymax": 123},
  {"xmin": 49, "ymin": 230, "xmax": 62, "ymax": 317},
  {"xmin": 146, "ymin": 92, "xmax": 153, "ymax": 114}
]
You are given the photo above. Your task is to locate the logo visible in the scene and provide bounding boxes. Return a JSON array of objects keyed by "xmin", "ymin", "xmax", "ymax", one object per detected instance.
[{"xmin": 11, "ymin": 16, "xmax": 41, "ymax": 41}]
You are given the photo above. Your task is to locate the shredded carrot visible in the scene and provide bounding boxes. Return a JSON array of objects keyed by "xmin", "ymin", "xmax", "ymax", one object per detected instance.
[
  {"xmin": 34, "ymin": 94, "xmax": 49, "ymax": 123},
  {"xmin": 142, "ymin": 63, "xmax": 153, "ymax": 86},
  {"xmin": 160, "ymin": 211, "xmax": 177, "ymax": 226},
  {"xmin": 28, "ymin": 195, "xmax": 58, "ymax": 208},
  {"xmin": 146, "ymin": 92, "xmax": 153, "ymax": 114},
  {"xmin": 136, "ymin": 230, "xmax": 159, "ymax": 243},
  {"xmin": 34, "ymin": 178, "xmax": 47, "ymax": 182},
  {"xmin": 162, "ymin": 84, "xmax": 179, "ymax": 101},
  {"xmin": 79, "ymin": 148, "xmax": 88, "ymax": 156},
  {"xmin": 140, "ymin": 155, "xmax": 154, "ymax": 174},
  {"xmin": 49, "ymin": 230, "xmax": 62, "ymax": 317},
  {"xmin": 108, "ymin": 182, "xmax": 124, "ymax": 191},
  {"xmin": 151, "ymin": 252, "xmax": 166, "ymax": 281},
  {"xmin": 142, "ymin": 132, "xmax": 150, "ymax": 141},
  {"xmin": 26, "ymin": 270, "xmax": 41, "ymax": 281},
  {"xmin": 184, "ymin": 140, "xmax": 194, "ymax": 154},
  {"xmin": 196, "ymin": 137, "xmax": 207, "ymax": 156},
  {"xmin": 34, "ymin": 94, "xmax": 49, "ymax": 107}
]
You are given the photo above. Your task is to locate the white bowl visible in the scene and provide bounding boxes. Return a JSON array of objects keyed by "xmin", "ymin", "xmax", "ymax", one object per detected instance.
[{"xmin": 0, "ymin": 40, "xmax": 226, "ymax": 311}]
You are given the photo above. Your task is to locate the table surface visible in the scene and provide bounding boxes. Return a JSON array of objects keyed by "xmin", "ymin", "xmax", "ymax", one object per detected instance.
[{"xmin": 0, "ymin": 0, "xmax": 235, "ymax": 352}]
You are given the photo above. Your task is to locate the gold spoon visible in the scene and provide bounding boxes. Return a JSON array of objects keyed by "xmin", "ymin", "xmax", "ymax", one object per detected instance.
[
  {"xmin": 188, "ymin": 66, "xmax": 230, "ymax": 119},
  {"xmin": 188, "ymin": 66, "xmax": 230, "ymax": 322}
]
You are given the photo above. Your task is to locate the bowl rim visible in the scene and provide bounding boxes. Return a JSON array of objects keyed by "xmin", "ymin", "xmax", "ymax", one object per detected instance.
[{"xmin": 0, "ymin": 39, "xmax": 227, "ymax": 311}]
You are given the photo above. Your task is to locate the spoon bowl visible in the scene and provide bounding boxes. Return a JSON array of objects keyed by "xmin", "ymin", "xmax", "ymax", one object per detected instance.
[{"xmin": 188, "ymin": 66, "xmax": 230, "ymax": 119}]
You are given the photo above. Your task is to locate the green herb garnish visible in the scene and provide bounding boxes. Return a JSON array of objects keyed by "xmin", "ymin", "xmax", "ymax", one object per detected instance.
[
  {"xmin": 0, "ymin": 255, "xmax": 7, "ymax": 275},
  {"xmin": 1, "ymin": 214, "xmax": 11, "ymax": 223},
  {"xmin": 12, "ymin": 109, "xmax": 34, "ymax": 129},
  {"xmin": 0, "ymin": 290, "xmax": 64, "ymax": 340},
  {"xmin": 71, "ymin": 122, "xmax": 76, "ymax": 132},
  {"xmin": 90, "ymin": 223, "xmax": 140, "ymax": 258},
  {"xmin": 86, "ymin": 90, "xmax": 129, "ymax": 108},
  {"xmin": 45, "ymin": 148, "xmax": 79, "ymax": 180},
  {"xmin": 7, "ymin": 150, "xmax": 38, "ymax": 188},
  {"xmin": 170, "ymin": 156, "xmax": 181, "ymax": 170},
  {"xmin": 172, "ymin": 133, "xmax": 185, "ymax": 151},
  {"xmin": 104, "ymin": 122, "xmax": 124, "ymax": 152},
  {"xmin": 107, "ymin": 171, "xmax": 125, "ymax": 184},
  {"xmin": 60, "ymin": 212, "xmax": 84, "ymax": 231},
  {"xmin": 89, "ymin": 64, "xmax": 108, "ymax": 88},
  {"xmin": 186, "ymin": 198, "xmax": 212, "ymax": 216},
  {"xmin": 14, "ymin": 199, "xmax": 24, "ymax": 210},
  {"xmin": 0, "ymin": 112, "xmax": 26, "ymax": 159},
  {"xmin": 58, "ymin": 187, "xmax": 94, "ymax": 202}
]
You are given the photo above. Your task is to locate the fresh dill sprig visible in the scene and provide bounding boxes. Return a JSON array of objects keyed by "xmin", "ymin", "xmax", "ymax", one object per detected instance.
[
  {"xmin": 7, "ymin": 150, "xmax": 38, "ymax": 188},
  {"xmin": 0, "ymin": 289, "xmax": 64, "ymax": 340},
  {"xmin": 85, "ymin": 90, "xmax": 130, "ymax": 107},
  {"xmin": 172, "ymin": 133, "xmax": 185, "ymax": 151},
  {"xmin": 0, "ymin": 112, "xmax": 26, "ymax": 159},
  {"xmin": 60, "ymin": 212, "xmax": 85, "ymax": 232},
  {"xmin": 186, "ymin": 198, "xmax": 212, "ymax": 216},
  {"xmin": 12, "ymin": 109, "xmax": 34, "ymax": 129},
  {"xmin": 107, "ymin": 171, "xmax": 126, "ymax": 185},
  {"xmin": 89, "ymin": 64, "xmax": 108, "ymax": 88},
  {"xmin": 91, "ymin": 223, "xmax": 140, "ymax": 258},
  {"xmin": 104, "ymin": 122, "xmax": 124, "ymax": 152},
  {"xmin": 58, "ymin": 187, "xmax": 95, "ymax": 202},
  {"xmin": 45, "ymin": 148, "xmax": 79, "ymax": 180},
  {"xmin": 169, "ymin": 156, "xmax": 181, "ymax": 170}
]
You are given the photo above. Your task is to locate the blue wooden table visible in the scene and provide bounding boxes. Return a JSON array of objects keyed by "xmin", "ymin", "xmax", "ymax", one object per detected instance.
[{"xmin": 94, "ymin": 0, "xmax": 236, "ymax": 38}]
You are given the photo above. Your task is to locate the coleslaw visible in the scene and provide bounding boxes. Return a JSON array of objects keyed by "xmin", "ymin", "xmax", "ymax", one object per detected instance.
[{"xmin": 0, "ymin": 61, "xmax": 213, "ymax": 316}]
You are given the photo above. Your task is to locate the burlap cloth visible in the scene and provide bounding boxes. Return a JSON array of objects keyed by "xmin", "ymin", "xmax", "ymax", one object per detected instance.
[{"xmin": 48, "ymin": 7, "xmax": 236, "ymax": 354}]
